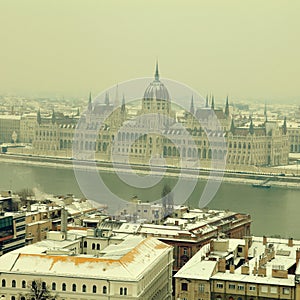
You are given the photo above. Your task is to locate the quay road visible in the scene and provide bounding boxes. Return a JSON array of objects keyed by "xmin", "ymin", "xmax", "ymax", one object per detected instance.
[{"xmin": 1, "ymin": 153, "xmax": 299, "ymax": 187}]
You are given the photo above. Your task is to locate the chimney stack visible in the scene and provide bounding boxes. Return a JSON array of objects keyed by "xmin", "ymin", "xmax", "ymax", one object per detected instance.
[
  {"xmin": 296, "ymin": 249, "xmax": 300, "ymax": 267},
  {"xmin": 263, "ymin": 236, "xmax": 267, "ymax": 246},
  {"xmin": 288, "ymin": 238, "xmax": 293, "ymax": 247},
  {"xmin": 230, "ymin": 264, "xmax": 235, "ymax": 274},
  {"xmin": 218, "ymin": 258, "xmax": 226, "ymax": 273},
  {"xmin": 61, "ymin": 206, "xmax": 68, "ymax": 240}
]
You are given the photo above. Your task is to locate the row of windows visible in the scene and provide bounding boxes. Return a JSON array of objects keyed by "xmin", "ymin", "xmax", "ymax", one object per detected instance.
[{"xmin": 1, "ymin": 280, "xmax": 129, "ymax": 295}]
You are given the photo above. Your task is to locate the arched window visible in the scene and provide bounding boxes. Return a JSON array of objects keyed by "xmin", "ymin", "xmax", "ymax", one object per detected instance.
[
  {"xmin": 124, "ymin": 287, "xmax": 127, "ymax": 295},
  {"xmin": 96, "ymin": 244, "xmax": 100, "ymax": 250},
  {"xmin": 42, "ymin": 282, "xmax": 46, "ymax": 290},
  {"xmin": 52, "ymin": 282, "xmax": 56, "ymax": 291},
  {"xmin": 22, "ymin": 280, "xmax": 26, "ymax": 288},
  {"xmin": 20, "ymin": 297, "xmax": 26, "ymax": 300},
  {"xmin": 93, "ymin": 285, "xmax": 97, "ymax": 293},
  {"xmin": 62, "ymin": 283, "xmax": 66, "ymax": 291},
  {"xmin": 92, "ymin": 243, "xmax": 95, "ymax": 250},
  {"xmin": 12, "ymin": 280, "xmax": 16, "ymax": 288},
  {"xmin": 103, "ymin": 286, "xmax": 107, "ymax": 294},
  {"xmin": 83, "ymin": 241, "xmax": 87, "ymax": 248},
  {"xmin": 11, "ymin": 296, "xmax": 16, "ymax": 300},
  {"xmin": 72, "ymin": 284, "xmax": 76, "ymax": 292},
  {"xmin": 2, "ymin": 279, "xmax": 6, "ymax": 287},
  {"xmin": 82, "ymin": 284, "xmax": 86, "ymax": 292},
  {"xmin": 120, "ymin": 287, "xmax": 123, "ymax": 295}
]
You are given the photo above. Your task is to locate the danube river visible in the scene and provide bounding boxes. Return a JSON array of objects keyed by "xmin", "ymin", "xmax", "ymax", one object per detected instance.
[{"xmin": 2, "ymin": 161, "xmax": 300, "ymax": 238}]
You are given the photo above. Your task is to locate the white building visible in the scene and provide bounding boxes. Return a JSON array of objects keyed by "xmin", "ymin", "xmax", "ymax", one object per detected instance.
[{"xmin": 0, "ymin": 229, "xmax": 173, "ymax": 300}]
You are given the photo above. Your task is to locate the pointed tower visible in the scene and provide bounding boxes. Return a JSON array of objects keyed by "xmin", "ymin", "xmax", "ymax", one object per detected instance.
[
  {"xmin": 155, "ymin": 60, "xmax": 160, "ymax": 81},
  {"xmin": 225, "ymin": 96, "xmax": 230, "ymax": 117},
  {"xmin": 205, "ymin": 94, "xmax": 209, "ymax": 108},
  {"xmin": 105, "ymin": 92, "xmax": 110, "ymax": 106},
  {"xmin": 211, "ymin": 95, "xmax": 215, "ymax": 110},
  {"xmin": 190, "ymin": 95, "xmax": 195, "ymax": 115},
  {"xmin": 282, "ymin": 117, "xmax": 287, "ymax": 135},
  {"xmin": 88, "ymin": 92, "xmax": 92, "ymax": 111},
  {"xmin": 121, "ymin": 94, "xmax": 126, "ymax": 113},
  {"xmin": 51, "ymin": 109, "xmax": 56, "ymax": 124},
  {"xmin": 264, "ymin": 103, "xmax": 268, "ymax": 122},
  {"xmin": 37, "ymin": 109, "xmax": 41, "ymax": 125},
  {"xmin": 230, "ymin": 118, "xmax": 235, "ymax": 134},
  {"xmin": 114, "ymin": 84, "xmax": 119, "ymax": 107},
  {"xmin": 249, "ymin": 117, "xmax": 254, "ymax": 135}
]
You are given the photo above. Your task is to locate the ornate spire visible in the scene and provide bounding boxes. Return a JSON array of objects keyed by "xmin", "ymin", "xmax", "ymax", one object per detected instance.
[
  {"xmin": 51, "ymin": 109, "xmax": 56, "ymax": 124},
  {"xmin": 155, "ymin": 60, "xmax": 160, "ymax": 81},
  {"xmin": 190, "ymin": 95, "xmax": 195, "ymax": 114},
  {"xmin": 37, "ymin": 109, "xmax": 41, "ymax": 125},
  {"xmin": 121, "ymin": 94, "xmax": 126, "ymax": 113},
  {"xmin": 230, "ymin": 118, "xmax": 235, "ymax": 134},
  {"xmin": 88, "ymin": 92, "xmax": 92, "ymax": 111},
  {"xmin": 114, "ymin": 84, "xmax": 119, "ymax": 107},
  {"xmin": 105, "ymin": 92, "xmax": 110, "ymax": 106},
  {"xmin": 282, "ymin": 116, "xmax": 287, "ymax": 135},
  {"xmin": 249, "ymin": 117, "xmax": 254, "ymax": 135},
  {"xmin": 211, "ymin": 94, "xmax": 215, "ymax": 110},
  {"xmin": 225, "ymin": 95, "xmax": 230, "ymax": 117},
  {"xmin": 264, "ymin": 103, "xmax": 268, "ymax": 122},
  {"xmin": 205, "ymin": 94, "xmax": 209, "ymax": 108}
]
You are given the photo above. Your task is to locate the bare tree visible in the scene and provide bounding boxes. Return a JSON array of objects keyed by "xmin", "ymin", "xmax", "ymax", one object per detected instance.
[{"xmin": 22, "ymin": 279, "xmax": 57, "ymax": 300}]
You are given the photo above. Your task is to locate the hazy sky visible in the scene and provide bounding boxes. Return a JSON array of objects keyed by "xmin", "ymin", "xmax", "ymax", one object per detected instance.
[{"xmin": 1, "ymin": 0, "xmax": 299, "ymax": 101}]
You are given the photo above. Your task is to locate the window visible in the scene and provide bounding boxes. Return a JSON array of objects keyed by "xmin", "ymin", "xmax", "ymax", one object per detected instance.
[
  {"xmin": 62, "ymin": 283, "xmax": 66, "ymax": 291},
  {"xmin": 124, "ymin": 287, "xmax": 127, "ymax": 295},
  {"xmin": 97, "ymin": 244, "xmax": 100, "ymax": 250},
  {"xmin": 52, "ymin": 282, "xmax": 56, "ymax": 291},
  {"xmin": 181, "ymin": 282, "xmax": 188, "ymax": 291},
  {"xmin": 199, "ymin": 284, "xmax": 205, "ymax": 293},
  {"xmin": 72, "ymin": 284, "xmax": 76, "ymax": 292},
  {"xmin": 83, "ymin": 241, "xmax": 87, "ymax": 248},
  {"xmin": 22, "ymin": 280, "xmax": 26, "ymax": 288},
  {"xmin": 237, "ymin": 285, "xmax": 244, "ymax": 291},
  {"xmin": 2, "ymin": 279, "xmax": 6, "ymax": 287},
  {"xmin": 92, "ymin": 243, "xmax": 95, "ymax": 250},
  {"xmin": 183, "ymin": 248, "xmax": 188, "ymax": 255},
  {"xmin": 120, "ymin": 287, "xmax": 123, "ymax": 295},
  {"xmin": 270, "ymin": 286, "xmax": 277, "ymax": 293},
  {"xmin": 261, "ymin": 286, "xmax": 268, "ymax": 293},
  {"xmin": 229, "ymin": 284, "xmax": 236, "ymax": 289},
  {"xmin": 11, "ymin": 297, "xmax": 16, "ymax": 300},
  {"xmin": 283, "ymin": 287, "xmax": 290, "ymax": 295},
  {"xmin": 42, "ymin": 282, "xmax": 46, "ymax": 290},
  {"xmin": 93, "ymin": 285, "xmax": 97, "ymax": 293},
  {"xmin": 12, "ymin": 280, "xmax": 16, "ymax": 288},
  {"xmin": 82, "ymin": 284, "xmax": 86, "ymax": 292},
  {"xmin": 216, "ymin": 283, "xmax": 224, "ymax": 289},
  {"xmin": 103, "ymin": 286, "xmax": 107, "ymax": 294},
  {"xmin": 249, "ymin": 286, "xmax": 256, "ymax": 291}
]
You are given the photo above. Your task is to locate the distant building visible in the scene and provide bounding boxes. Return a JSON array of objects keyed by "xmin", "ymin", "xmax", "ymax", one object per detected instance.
[
  {"xmin": 0, "ymin": 229, "xmax": 173, "ymax": 300},
  {"xmin": 0, "ymin": 212, "xmax": 26, "ymax": 256},
  {"xmin": 0, "ymin": 115, "xmax": 21, "ymax": 143},
  {"xmin": 175, "ymin": 236, "xmax": 300, "ymax": 300},
  {"xmin": 288, "ymin": 123, "xmax": 300, "ymax": 153},
  {"xmin": 27, "ymin": 64, "xmax": 289, "ymax": 167}
]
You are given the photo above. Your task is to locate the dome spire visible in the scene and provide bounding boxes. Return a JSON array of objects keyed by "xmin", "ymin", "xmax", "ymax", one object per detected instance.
[{"xmin": 155, "ymin": 60, "xmax": 160, "ymax": 81}]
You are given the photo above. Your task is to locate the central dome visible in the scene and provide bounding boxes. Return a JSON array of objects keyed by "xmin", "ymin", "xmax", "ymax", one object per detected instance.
[{"xmin": 143, "ymin": 62, "xmax": 170, "ymax": 101}]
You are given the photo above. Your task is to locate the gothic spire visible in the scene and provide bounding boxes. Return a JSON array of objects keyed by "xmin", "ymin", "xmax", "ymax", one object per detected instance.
[
  {"xmin": 249, "ymin": 117, "xmax": 254, "ymax": 135},
  {"xmin": 105, "ymin": 92, "xmax": 110, "ymax": 106},
  {"xmin": 37, "ymin": 109, "xmax": 41, "ymax": 125},
  {"xmin": 155, "ymin": 60, "xmax": 160, "ymax": 81},
  {"xmin": 114, "ymin": 84, "xmax": 119, "ymax": 107},
  {"xmin": 211, "ymin": 94, "xmax": 215, "ymax": 110},
  {"xmin": 230, "ymin": 118, "xmax": 235, "ymax": 134},
  {"xmin": 205, "ymin": 94, "xmax": 209, "ymax": 108},
  {"xmin": 190, "ymin": 95, "xmax": 195, "ymax": 114},
  {"xmin": 264, "ymin": 103, "xmax": 268, "ymax": 122},
  {"xmin": 282, "ymin": 116, "xmax": 287, "ymax": 135},
  {"xmin": 121, "ymin": 94, "xmax": 126, "ymax": 113},
  {"xmin": 225, "ymin": 95, "xmax": 230, "ymax": 117},
  {"xmin": 51, "ymin": 109, "xmax": 56, "ymax": 124},
  {"xmin": 88, "ymin": 92, "xmax": 92, "ymax": 111}
]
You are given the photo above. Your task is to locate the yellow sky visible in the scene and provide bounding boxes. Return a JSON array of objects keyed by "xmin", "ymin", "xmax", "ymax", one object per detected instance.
[{"xmin": 0, "ymin": 0, "xmax": 299, "ymax": 101}]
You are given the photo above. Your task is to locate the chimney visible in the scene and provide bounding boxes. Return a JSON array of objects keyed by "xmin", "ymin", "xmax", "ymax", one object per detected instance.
[
  {"xmin": 175, "ymin": 220, "xmax": 179, "ymax": 226},
  {"xmin": 218, "ymin": 258, "xmax": 226, "ymax": 273},
  {"xmin": 263, "ymin": 236, "xmax": 267, "ymax": 246},
  {"xmin": 210, "ymin": 239, "xmax": 215, "ymax": 252},
  {"xmin": 230, "ymin": 264, "xmax": 235, "ymax": 274},
  {"xmin": 258, "ymin": 266, "xmax": 266, "ymax": 277},
  {"xmin": 60, "ymin": 207, "xmax": 68, "ymax": 240},
  {"xmin": 241, "ymin": 264, "xmax": 250, "ymax": 275},
  {"xmin": 244, "ymin": 236, "xmax": 249, "ymax": 262},
  {"xmin": 288, "ymin": 238, "xmax": 293, "ymax": 247}
]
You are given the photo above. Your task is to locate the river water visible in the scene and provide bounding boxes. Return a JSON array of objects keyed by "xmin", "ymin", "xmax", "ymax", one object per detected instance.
[{"xmin": 1, "ymin": 162, "xmax": 300, "ymax": 238}]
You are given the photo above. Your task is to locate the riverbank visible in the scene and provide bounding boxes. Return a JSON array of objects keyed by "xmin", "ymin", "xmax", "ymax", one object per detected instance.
[{"xmin": 2, "ymin": 153, "xmax": 300, "ymax": 190}]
